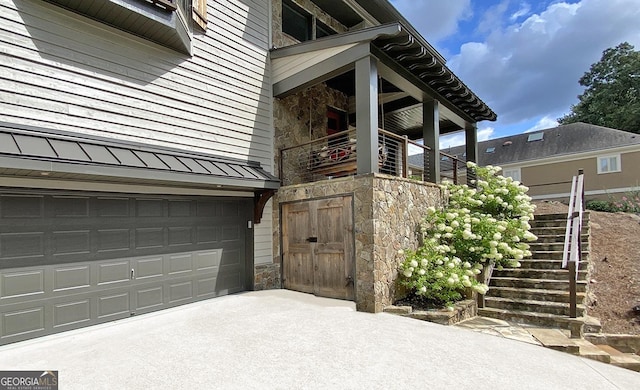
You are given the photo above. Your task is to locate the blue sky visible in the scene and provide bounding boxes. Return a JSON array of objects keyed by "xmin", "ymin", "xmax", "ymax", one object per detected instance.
[{"xmin": 389, "ymin": 0, "xmax": 640, "ymax": 148}]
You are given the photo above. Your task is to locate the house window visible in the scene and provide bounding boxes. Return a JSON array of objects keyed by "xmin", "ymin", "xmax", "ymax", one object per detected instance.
[
  {"xmin": 597, "ymin": 155, "xmax": 621, "ymax": 174},
  {"xmin": 527, "ymin": 132, "xmax": 544, "ymax": 142},
  {"xmin": 316, "ymin": 21, "xmax": 337, "ymax": 38},
  {"xmin": 283, "ymin": 0, "xmax": 312, "ymax": 42},
  {"xmin": 503, "ymin": 168, "xmax": 521, "ymax": 182}
]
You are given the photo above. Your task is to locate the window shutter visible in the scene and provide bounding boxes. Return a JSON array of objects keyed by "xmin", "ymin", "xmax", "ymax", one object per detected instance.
[{"xmin": 192, "ymin": 0, "xmax": 207, "ymax": 31}]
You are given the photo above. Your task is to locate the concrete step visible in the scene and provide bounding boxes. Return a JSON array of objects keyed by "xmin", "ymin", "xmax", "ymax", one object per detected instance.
[
  {"xmin": 533, "ymin": 212, "xmax": 590, "ymax": 221},
  {"xmin": 484, "ymin": 296, "xmax": 586, "ymax": 317},
  {"xmin": 596, "ymin": 345, "xmax": 640, "ymax": 372},
  {"xmin": 530, "ymin": 219, "xmax": 589, "ymax": 228},
  {"xmin": 530, "ymin": 227, "xmax": 590, "ymax": 237},
  {"xmin": 494, "ymin": 268, "xmax": 588, "ymax": 281},
  {"xmin": 518, "ymin": 259, "xmax": 588, "ymax": 270},
  {"xmin": 529, "ymin": 242, "xmax": 589, "ymax": 252},
  {"xmin": 574, "ymin": 339, "xmax": 611, "ymax": 363},
  {"xmin": 534, "ymin": 234, "xmax": 589, "ymax": 244},
  {"xmin": 486, "ymin": 286, "xmax": 586, "ymax": 304},
  {"xmin": 490, "ymin": 277, "xmax": 588, "ymax": 292},
  {"xmin": 477, "ymin": 307, "xmax": 587, "ymax": 336},
  {"xmin": 529, "ymin": 250, "xmax": 590, "ymax": 260},
  {"xmin": 528, "ymin": 328, "xmax": 580, "ymax": 354}
]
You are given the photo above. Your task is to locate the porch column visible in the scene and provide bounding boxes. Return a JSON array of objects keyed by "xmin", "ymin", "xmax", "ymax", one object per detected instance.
[
  {"xmin": 355, "ymin": 56, "xmax": 379, "ymax": 174},
  {"xmin": 465, "ymin": 123, "xmax": 478, "ymax": 186},
  {"xmin": 422, "ymin": 100, "xmax": 440, "ymax": 183}
]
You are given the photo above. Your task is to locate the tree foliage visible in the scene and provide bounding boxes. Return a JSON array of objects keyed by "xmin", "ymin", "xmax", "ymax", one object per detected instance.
[{"xmin": 558, "ymin": 42, "xmax": 640, "ymax": 133}]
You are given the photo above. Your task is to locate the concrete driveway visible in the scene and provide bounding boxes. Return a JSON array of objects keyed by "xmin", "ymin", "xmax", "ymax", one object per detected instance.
[{"xmin": 0, "ymin": 290, "xmax": 638, "ymax": 389}]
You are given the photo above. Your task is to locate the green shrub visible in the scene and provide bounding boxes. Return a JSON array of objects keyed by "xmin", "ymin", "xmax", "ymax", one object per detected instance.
[
  {"xmin": 398, "ymin": 163, "xmax": 537, "ymax": 307},
  {"xmin": 586, "ymin": 200, "xmax": 615, "ymax": 212}
]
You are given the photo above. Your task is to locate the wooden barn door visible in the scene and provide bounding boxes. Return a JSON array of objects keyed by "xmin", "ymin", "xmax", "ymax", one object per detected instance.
[{"xmin": 282, "ymin": 196, "xmax": 354, "ymax": 300}]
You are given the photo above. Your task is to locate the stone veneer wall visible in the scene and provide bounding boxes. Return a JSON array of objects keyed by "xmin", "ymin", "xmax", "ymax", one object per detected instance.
[
  {"xmin": 274, "ymin": 174, "xmax": 443, "ymax": 312},
  {"xmin": 274, "ymin": 84, "xmax": 349, "ymax": 182},
  {"xmin": 254, "ymin": 263, "xmax": 281, "ymax": 290}
]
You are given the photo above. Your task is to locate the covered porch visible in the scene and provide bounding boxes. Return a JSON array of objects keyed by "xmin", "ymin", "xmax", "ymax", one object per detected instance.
[
  {"xmin": 270, "ymin": 23, "xmax": 496, "ymax": 312},
  {"xmin": 272, "ymin": 23, "xmax": 496, "ymax": 186}
]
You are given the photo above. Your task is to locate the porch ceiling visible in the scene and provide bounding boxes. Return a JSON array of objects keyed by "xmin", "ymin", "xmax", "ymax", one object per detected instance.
[{"xmin": 271, "ymin": 23, "xmax": 497, "ymax": 127}]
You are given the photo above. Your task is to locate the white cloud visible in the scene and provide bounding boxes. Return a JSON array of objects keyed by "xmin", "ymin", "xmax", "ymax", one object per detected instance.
[
  {"xmin": 390, "ymin": 0, "xmax": 472, "ymax": 43},
  {"xmin": 524, "ymin": 116, "xmax": 559, "ymax": 133},
  {"xmin": 439, "ymin": 127, "xmax": 495, "ymax": 149},
  {"xmin": 510, "ymin": 3, "xmax": 532, "ymax": 22},
  {"xmin": 448, "ymin": 0, "xmax": 640, "ymax": 127},
  {"xmin": 478, "ymin": 127, "xmax": 495, "ymax": 141}
]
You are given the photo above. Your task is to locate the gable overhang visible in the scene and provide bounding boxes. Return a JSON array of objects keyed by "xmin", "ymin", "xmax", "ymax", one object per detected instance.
[
  {"xmin": 0, "ymin": 123, "xmax": 280, "ymax": 192},
  {"xmin": 271, "ymin": 23, "xmax": 497, "ymax": 127}
]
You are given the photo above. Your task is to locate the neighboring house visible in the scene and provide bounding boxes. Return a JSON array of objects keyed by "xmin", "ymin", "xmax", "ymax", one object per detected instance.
[
  {"xmin": 410, "ymin": 123, "xmax": 640, "ymax": 201},
  {"xmin": 0, "ymin": 0, "xmax": 494, "ymax": 344}
]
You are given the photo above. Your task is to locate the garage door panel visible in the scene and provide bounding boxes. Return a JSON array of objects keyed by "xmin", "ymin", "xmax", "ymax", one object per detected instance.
[
  {"xmin": 52, "ymin": 299, "xmax": 91, "ymax": 328},
  {"xmin": 168, "ymin": 280, "xmax": 194, "ymax": 304},
  {"xmin": 134, "ymin": 257, "xmax": 164, "ymax": 280},
  {"xmin": 134, "ymin": 286, "xmax": 164, "ymax": 312},
  {"xmin": 97, "ymin": 261, "xmax": 131, "ymax": 285},
  {"xmin": 168, "ymin": 200, "xmax": 192, "ymax": 217},
  {"xmin": 52, "ymin": 230, "xmax": 91, "ymax": 256},
  {"xmin": 195, "ymin": 250, "xmax": 220, "ymax": 271},
  {"xmin": 0, "ymin": 193, "xmax": 251, "ymax": 345},
  {"xmin": 135, "ymin": 228, "xmax": 164, "ymax": 250},
  {"xmin": 136, "ymin": 199, "xmax": 164, "ymax": 217},
  {"xmin": 53, "ymin": 265, "xmax": 91, "ymax": 292},
  {"xmin": 0, "ymin": 195, "xmax": 44, "ymax": 218},
  {"xmin": 195, "ymin": 276, "xmax": 218, "ymax": 297},
  {"xmin": 1, "ymin": 232, "xmax": 45, "ymax": 259},
  {"xmin": 168, "ymin": 227, "xmax": 194, "ymax": 247},
  {"xmin": 97, "ymin": 229, "xmax": 131, "ymax": 253},
  {"xmin": 168, "ymin": 253, "xmax": 194, "ymax": 275},
  {"xmin": 222, "ymin": 226, "xmax": 240, "ymax": 242},
  {"xmin": 52, "ymin": 196, "xmax": 90, "ymax": 217},
  {"xmin": 1, "ymin": 270, "xmax": 45, "ymax": 299},
  {"xmin": 1, "ymin": 306, "xmax": 45, "ymax": 340},
  {"xmin": 217, "ymin": 272, "xmax": 243, "ymax": 294},
  {"xmin": 197, "ymin": 226, "xmax": 218, "ymax": 244},
  {"xmin": 97, "ymin": 197, "xmax": 129, "ymax": 217},
  {"xmin": 97, "ymin": 292, "xmax": 130, "ymax": 319}
]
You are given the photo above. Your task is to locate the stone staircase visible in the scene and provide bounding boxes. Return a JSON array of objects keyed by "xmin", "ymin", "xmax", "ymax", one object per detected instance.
[{"xmin": 478, "ymin": 212, "xmax": 600, "ymax": 336}]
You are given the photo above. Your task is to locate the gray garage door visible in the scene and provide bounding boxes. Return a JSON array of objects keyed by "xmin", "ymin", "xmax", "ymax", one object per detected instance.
[{"xmin": 0, "ymin": 191, "xmax": 252, "ymax": 345}]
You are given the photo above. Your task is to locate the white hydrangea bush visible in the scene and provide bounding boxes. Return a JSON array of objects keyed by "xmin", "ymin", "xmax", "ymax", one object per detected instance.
[{"xmin": 399, "ymin": 162, "xmax": 537, "ymax": 305}]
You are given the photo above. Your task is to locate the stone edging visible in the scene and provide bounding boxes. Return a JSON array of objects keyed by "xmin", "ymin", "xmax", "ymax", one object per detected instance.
[
  {"xmin": 585, "ymin": 333, "xmax": 640, "ymax": 354},
  {"xmin": 384, "ymin": 300, "xmax": 477, "ymax": 326}
]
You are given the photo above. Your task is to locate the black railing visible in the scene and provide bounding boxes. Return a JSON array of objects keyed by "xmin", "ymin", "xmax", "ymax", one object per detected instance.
[{"xmin": 279, "ymin": 129, "xmax": 466, "ymax": 186}]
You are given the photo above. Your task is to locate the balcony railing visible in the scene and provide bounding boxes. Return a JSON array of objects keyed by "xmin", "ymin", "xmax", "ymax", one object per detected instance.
[{"xmin": 279, "ymin": 129, "xmax": 466, "ymax": 186}]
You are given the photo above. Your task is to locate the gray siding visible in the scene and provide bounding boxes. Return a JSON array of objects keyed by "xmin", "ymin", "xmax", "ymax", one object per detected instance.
[
  {"xmin": 0, "ymin": 0, "xmax": 271, "ymax": 165},
  {"xmin": 0, "ymin": 0, "xmax": 274, "ymax": 264}
]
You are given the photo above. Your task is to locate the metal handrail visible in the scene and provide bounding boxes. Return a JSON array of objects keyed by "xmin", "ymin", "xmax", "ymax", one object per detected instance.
[
  {"xmin": 278, "ymin": 129, "xmax": 442, "ymax": 186},
  {"xmin": 562, "ymin": 168, "xmax": 584, "ymax": 318}
]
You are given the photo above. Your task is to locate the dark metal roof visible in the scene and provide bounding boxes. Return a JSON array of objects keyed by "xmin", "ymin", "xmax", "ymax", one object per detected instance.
[
  {"xmin": 371, "ymin": 27, "xmax": 496, "ymax": 122},
  {"xmin": 409, "ymin": 123, "xmax": 640, "ymax": 168},
  {"xmin": 0, "ymin": 123, "xmax": 279, "ymax": 190},
  {"xmin": 272, "ymin": 23, "xmax": 496, "ymax": 124}
]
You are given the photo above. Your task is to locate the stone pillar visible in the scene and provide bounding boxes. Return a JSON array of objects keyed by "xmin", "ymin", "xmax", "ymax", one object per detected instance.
[
  {"xmin": 355, "ymin": 56, "xmax": 379, "ymax": 174},
  {"xmin": 423, "ymin": 100, "xmax": 440, "ymax": 183}
]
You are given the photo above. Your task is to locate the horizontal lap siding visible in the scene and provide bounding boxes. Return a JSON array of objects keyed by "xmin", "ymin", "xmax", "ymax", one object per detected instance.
[
  {"xmin": 0, "ymin": 0, "xmax": 274, "ymax": 264},
  {"xmin": 0, "ymin": 0, "xmax": 272, "ymax": 168}
]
